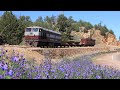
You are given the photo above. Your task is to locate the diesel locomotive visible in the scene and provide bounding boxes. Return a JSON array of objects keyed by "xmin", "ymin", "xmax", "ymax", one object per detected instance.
[{"xmin": 24, "ymin": 26, "xmax": 95, "ymax": 47}]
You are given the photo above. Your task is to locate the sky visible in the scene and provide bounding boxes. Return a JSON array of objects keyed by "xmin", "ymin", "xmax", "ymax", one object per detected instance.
[{"xmin": 0, "ymin": 11, "xmax": 120, "ymax": 40}]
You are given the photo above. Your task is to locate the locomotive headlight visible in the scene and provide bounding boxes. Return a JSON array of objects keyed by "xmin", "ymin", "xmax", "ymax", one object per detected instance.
[{"xmin": 30, "ymin": 32, "xmax": 33, "ymax": 35}]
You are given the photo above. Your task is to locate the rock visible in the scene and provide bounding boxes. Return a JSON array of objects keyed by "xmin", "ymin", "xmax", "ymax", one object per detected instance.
[
  {"xmin": 91, "ymin": 30, "xmax": 105, "ymax": 44},
  {"xmin": 71, "ymin": 27, "xmax": 119, "ymax": 47},
  {"xmin": 105, "ymin": 32, "xmax": 117, "ymax": 45}
]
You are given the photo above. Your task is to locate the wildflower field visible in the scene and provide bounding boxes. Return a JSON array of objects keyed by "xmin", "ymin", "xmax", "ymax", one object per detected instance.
[{"xmin": 0, "ymin": 47, "xmax": 120, "ymax": 79}]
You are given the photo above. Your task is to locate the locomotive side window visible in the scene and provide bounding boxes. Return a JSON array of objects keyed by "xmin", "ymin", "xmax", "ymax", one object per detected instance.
[
  {"xmin": 56, "ymin": 35, "xmax": 61, "ymax": 39},
  {"xmin": 50, "ymin": 34, "xmax": 55, "ymax": 38},
  {"xmin": 26, "ymin": 28, "xmax": 31, "ymax": 32}
]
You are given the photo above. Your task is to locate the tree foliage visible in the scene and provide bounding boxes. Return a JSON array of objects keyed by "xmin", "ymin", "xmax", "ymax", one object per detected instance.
[
  {"xmin": 0, "ymin": 11, "xmax": 18, "ymax": 44},
  {"xmin": 109, "ymin": 30, "xmax": 114, "ymax": 35},
  {"xmin": 0, "ymin": 11, "xmax": 33, "ymax": 45},
  {"xmin": 0, "ymin": 11, "xmax": 115, "ymax": 45},
  {"xmin": 78, "ymin": 20, "xmax": 93, "ymax": 30},
  {"xmin": 34, "ymin": 16, "xmax": 43, "ymax": 26},
  {"xmin": 94, "ymin": 22, "xmax": 113, "ymax": 36},
  {"xmin": 56, "ymin": 14, "xmax": 73, "ymax": 41}
]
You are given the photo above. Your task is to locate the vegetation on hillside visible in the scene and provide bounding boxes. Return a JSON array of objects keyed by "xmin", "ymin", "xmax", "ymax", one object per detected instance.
[
  {"xmin": 0, "ymin": 11, "xmax": 32, "ymax": 45},
  {"xmin": 0, "ymin": 11, "xmax": 115, "ymax": 45},
  {"xmin": 94, "ymin": 22, "xmax": 114, "ymax": 36}
]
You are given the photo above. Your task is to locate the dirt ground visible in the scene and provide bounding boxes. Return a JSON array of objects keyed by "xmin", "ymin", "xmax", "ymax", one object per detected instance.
[
  {"xmin": 92, "ymin": 52, "xmax": 120, "ymax": 70},
  {"xmin": 0, "ymin": 45, "xmax": 44, "ymax": 64},
  {"xmin": 0, "ymin": 45, "xmax": 120, "ymax": 66}
]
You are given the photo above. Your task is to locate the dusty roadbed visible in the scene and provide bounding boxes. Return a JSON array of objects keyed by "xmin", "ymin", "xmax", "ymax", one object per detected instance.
[
  {"xmin": 92, "ymin": 51, "xmax": 120, "ymax": 70},
  {"xmin": 0, "ymin": 45, "xmax": 120, "ymax": 64}
]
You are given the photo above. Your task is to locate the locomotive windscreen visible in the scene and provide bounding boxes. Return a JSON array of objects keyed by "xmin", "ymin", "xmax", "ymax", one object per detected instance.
[
  {"xmin": 26, "ymin": 28, "xmax": 39, "ymax": 32},
  {"xmin": 33, "ymin": 28, "xmax": 38, "ymax": 32},
  {"xmin": 26, "ymin": 28, "xmax": 31, "ymax": 32}
]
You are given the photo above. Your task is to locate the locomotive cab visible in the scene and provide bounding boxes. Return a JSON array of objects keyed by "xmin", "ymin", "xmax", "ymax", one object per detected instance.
[{"xmin": 24, "ymin": 27, "xmax": 40, "ymax": 47}]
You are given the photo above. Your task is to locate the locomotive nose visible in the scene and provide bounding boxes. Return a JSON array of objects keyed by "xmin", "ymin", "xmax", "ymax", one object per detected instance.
[{"xmin": 30, "ymin": 32, "xmax": 33, "ymax": 35}]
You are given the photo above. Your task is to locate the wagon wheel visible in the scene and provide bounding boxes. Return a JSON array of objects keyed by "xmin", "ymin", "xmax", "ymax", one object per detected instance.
[
  {"xmin": 29, "ymin": 42, "xmax": 33, "ymax": 47},
  {"xmin": 49, "ymin": 43, "xmax": 54, "ymax": 48},
  {"xmin": 25, "ymin": 41, "xmax": 28, "ymax": 46},
  {"xmin": 26, "ymin": 41, "xmax": 31, "ymax": 46},
  {"xmin": 33, "ymin": 42, "xmax": 38, "ymax": 47}
]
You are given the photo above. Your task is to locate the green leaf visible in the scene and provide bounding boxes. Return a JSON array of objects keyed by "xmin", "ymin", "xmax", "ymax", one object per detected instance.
[{"xmin": 5, "ymin": 76, "xmax": 11, "ymax": 79}]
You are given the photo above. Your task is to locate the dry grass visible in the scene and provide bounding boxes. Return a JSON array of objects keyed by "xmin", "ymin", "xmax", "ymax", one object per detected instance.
[
  {"xmin": 0, "ymin": 45, "xmax": 117, "ymax": 65},
  {"xmin": 0, "ymin": 45, "xmax": 44, "ymax": 64}
]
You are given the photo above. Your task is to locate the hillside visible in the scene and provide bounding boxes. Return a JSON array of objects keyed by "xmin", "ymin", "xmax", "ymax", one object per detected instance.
[
  {"xmin": 71, "ymin": 27, "xmax": 120, "ymax": 47},
  {"xmin": 0, "ymin": 11, "xmax": 119, "ymax": 46}
]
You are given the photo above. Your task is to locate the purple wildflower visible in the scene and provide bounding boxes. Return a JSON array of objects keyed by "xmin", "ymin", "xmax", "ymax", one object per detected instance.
[
  {"xmin": 45, "ymin": 71, "xmax": 49, "ymax": 76},
  {"xmin": 11, "ymin": 56, "xmax": 19, "ymax": 62},
  {"xmin": 34, "ymin": 75, "xmax": 41, "ymax": 79},
  {"xmin": 2, "ymin": 51, "xmax": 5, "ymax": 55},
  {"xmin": 20, "ymin": 54, "xmax": 24, "ymax": 58},
  {"xmin": 16, "ymin": 72, "xmax": 21, "ymax": 77},
  {"xmin": 44, "ymin": 64, "xmax": 51, "ymax": 70},
  {"xmin": 65, "ymin": 74, "xmax": 69, "ymax": 79},
  {"xmin": 2, "ymin": 64, "xmax": 8, "ymax": 70},
  {"xmin": 0, "ymin": 54, "xmax": 3, "ymax": 57},
  {"xmin": 8, "ymin": 70, "xmax": 13, "ymax": 76},
  {"xmin": 0, "ymin": 75, "xmax": 3, "ymax": 79},
  {"xmin": 96, "ymin": 75, "xmax": 101, "ymax": 79},
  {"xmin": 58, "ymin": 67, "xmax": 65, "ymax": 72},
  {"xmin": 0, "ymin": 62, "xmax": 3, "ymax": 68},
  {"xmin": 6, "ymin": 50, "xmax": 8, "ymax": 52},
  {"xmin": 51, "ymin": 70, "xmax": 55, "ymax": 73}
]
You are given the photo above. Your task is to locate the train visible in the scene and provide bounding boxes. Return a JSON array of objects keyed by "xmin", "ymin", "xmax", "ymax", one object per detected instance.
[{"xmin": 24, "ymin": 26, "xmax": 95, "ymax": 47}]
